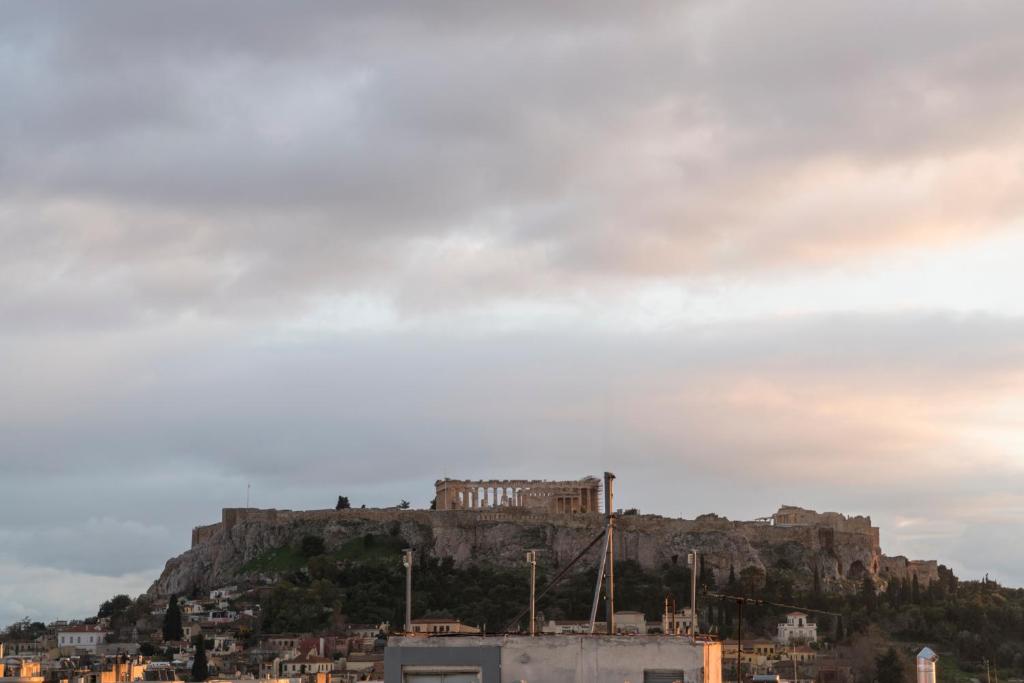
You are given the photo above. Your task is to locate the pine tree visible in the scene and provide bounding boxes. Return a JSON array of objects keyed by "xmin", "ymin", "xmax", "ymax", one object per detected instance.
[
  {"xmin": 162, "ymin": 594, "xmax": 183, "ymax": 642},
  {"xmin": 335, "ymin": 496, "xmax": 351, "ymax": 510},
  {"xmin": 875, "ymin": 647, "xmax": 905, "ymax": 683},
  {"xmin": 699, "ymin": 555, "xmax": 715, "ymax": 589},
  {"xmin": 191, "ymin": 636, "xmax": 209, "ymax": 681},
  {"xmin": 885, "ymin": 577, "xmax": 899, "ymax": 608},
  {"xmin": 860, "ymin": 575, "xmax": 876, "ymax": 612}
]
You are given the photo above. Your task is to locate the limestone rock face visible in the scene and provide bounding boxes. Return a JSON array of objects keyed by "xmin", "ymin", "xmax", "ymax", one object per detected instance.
[{"xmin": 148, "ymin": 506, "xmax": 931, "ymax": 598}]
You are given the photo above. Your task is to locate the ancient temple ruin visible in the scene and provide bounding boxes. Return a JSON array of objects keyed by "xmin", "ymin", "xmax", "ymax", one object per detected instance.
[{"xmin": 434, "ymin": 476, "xmax": 602, "ymax": 514}]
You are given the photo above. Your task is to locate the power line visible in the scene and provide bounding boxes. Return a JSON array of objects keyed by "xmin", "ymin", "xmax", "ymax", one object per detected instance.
[
  {"xmin": 501, "ymin": 528, "xmax": 608, "ymax": 634},
  {"xmin": 703, "ymin": 590, "xmax": 843, "ymax": 617}
]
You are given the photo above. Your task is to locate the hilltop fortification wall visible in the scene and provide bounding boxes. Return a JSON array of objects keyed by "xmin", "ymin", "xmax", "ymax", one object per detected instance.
[{"xmin": 151, "ymin": 503, "xmax": 935, "ymax": 598}]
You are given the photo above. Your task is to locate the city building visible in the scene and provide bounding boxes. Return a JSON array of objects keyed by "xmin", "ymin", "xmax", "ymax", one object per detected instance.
[
  {"xmin": 776, "ymin": 612, "xmax": 817, "ymax": 645},
  {"xmin": 0, "ymin": 656, "xmax": 45, "ymax": 683},
  {"xmin": 57, "ymin": 625, "xmax": 112, "ymax": 654},
  {"xmin": 539, "ymin": 620, "xmax": 600, "ymax": 635},
  {"xmin": 209, "ymin": 587, "xmax": 239, "ymax": 601},
  {"xmin": 660, "ymin": 608, "xmax": 694, "ymax": 636},
  {"xmin": 410, "ymin": 619, "xmax": 480, "ymax": 635},
  {"xmin": 613, "ymin": 611, "xmax": 647, "ymax": 635},
  {"xmin": 280, "ymin": 653, "xmax": 333, "ymax": 677},
  {"xmin": 385, "ymin": 634, "xmax": 722, "ymax": 683}
]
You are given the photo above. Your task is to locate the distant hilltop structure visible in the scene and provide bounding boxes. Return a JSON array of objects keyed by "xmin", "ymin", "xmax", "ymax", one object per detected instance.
[
  {"xmin": 433, "ymin": 476, "xmax": 602, "ymax": 514},
  {"xmin": 164, "ymin": 477, "xmax": 941, "ymax": 599}
]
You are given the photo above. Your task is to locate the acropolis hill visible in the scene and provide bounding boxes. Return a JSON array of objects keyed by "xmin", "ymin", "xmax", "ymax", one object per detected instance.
[{"xmin": 149, "ymin": 477, "xmax": 940, "ymax": 597}]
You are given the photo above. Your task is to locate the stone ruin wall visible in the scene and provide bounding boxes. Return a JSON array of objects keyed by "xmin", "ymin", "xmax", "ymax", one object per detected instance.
[
  {"xmin": 433, "ymin": 476, "xmax": 603, "ymax": 514},
  {"xmin": 176, "ymin": 501, "xmax": 936, "ymax": 595},
  {"xmin": 879, "ymin": 556, "xmax": 939, "ymax": 586}
]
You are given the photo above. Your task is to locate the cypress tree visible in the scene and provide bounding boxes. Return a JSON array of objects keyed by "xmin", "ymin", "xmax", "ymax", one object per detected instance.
[
  {"xmin": 191, "ymin": 636, "xmax": 209, "ymax": 681},
  {"xmin": 911, "ymin": 575, "xmax": 921, "ymax": 604},
  {"xmin": 162, "ymin": 594, "xmax": 183, "ymax": 642},
  {"xmin": 860, "ymin": 575, "xmax": 876, "ymax": 612},
  {"xmin": 875, "ymin": 647, "xmax": 905, "ymax": 683}
]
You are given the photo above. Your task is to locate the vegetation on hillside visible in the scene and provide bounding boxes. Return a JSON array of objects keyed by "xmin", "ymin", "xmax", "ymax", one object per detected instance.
[
  {"xmin": 32, "ymin": 531, "xmax": 1022, "ymax": 683},
  {"xmin": 251, "ymin": 536, "xmax": 1024, "ymax": 681}
]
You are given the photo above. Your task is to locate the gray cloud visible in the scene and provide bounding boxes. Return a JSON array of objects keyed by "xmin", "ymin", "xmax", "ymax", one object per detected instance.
[
  {"xmin": 3, "ymin": 1, "xmax": 1024, "ymax": 626},
  {"xmin": 4, "ymin": 2, "xmax": 1024, "ymax": 330},
  {"xmin": 2, "ymin": 313, "xmax": 1023, "ymax": 620}
]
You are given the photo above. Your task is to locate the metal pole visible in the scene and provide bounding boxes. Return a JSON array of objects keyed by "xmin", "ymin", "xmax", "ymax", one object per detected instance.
[
  {"xmin": 690, "ymin": 550, "xmax": 699, "ymax": 637},
  {"xmin": 526, "ymin": 550, "xmax": 537, "ymax": 636},
  {"xmin": 403, "ymin": 549, "xmax": 413, "ymax": 632},
  {"xmin": 736, "ymin": 599, "xmax": 743, "ymax": 683},
  {"xmin": 604, "ymin": 472, "xmax": 616, "ymax": 635},
  {"xmin": 664, "ymin": 596, "xmax": 670, "ymax": 635},
  {"xmin": 588, "ymin": 532, "xmax": 609, "ymax": 633}
]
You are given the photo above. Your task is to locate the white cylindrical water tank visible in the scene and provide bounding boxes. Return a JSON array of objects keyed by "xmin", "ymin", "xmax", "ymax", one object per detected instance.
[{"xmin": 917, "ymin": 647, "xmax": 938, "ymax": 683}]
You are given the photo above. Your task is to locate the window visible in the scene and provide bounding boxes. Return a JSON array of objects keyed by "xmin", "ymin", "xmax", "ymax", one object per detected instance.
[
  {"xmin": 644, "ymin": 670, "xmax": 685, "ymax": 683},
  {"xmin": 404, "ymin": 674, "xmax": 479, "ymax": 683}
]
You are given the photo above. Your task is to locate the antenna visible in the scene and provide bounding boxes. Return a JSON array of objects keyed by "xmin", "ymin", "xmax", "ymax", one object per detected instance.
[
  {"xmin": 588, "ymin": 471, "xmax": 617, "ymax": 634},
  {"xmin": 402, "ymin": 549, "xmax": 414, "ymax": 633},
  {"xmin": 526, "ymin": 550, "xmax": 539, "ymax": 636},
  {"xmin": 246, "ymin": 483, "xmax": 251, "ymax": 509}
]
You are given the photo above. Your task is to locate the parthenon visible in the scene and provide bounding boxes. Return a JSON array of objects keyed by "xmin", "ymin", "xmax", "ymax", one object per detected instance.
[{"xmin": 434, "ymin": 476, "xmax": 603, "ymax": 514}]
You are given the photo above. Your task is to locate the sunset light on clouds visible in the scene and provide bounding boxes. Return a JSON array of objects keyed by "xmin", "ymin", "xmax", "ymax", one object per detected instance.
[{"xmin": 2, "ymin": 1, "xmax": 1024, "ymax": 625}]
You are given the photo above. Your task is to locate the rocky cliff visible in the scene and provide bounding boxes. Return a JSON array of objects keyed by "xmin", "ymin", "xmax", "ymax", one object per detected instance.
[{"xmin": 148, "ymin": 505, "xmax": 936, "ymax": 598}]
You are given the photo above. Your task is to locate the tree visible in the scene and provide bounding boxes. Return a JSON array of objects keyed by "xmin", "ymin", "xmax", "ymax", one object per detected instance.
[
  {"xmin": 99, "ymin": 594, "xmax": 132, "ymax": 619},
  {"xmin": 429, "ymin": 497, "xmax": 437, "ymax": 510},
  {"xmin": 911, "ymin": 575, "xmax": 921, "ymax": 604},
  {"xmin": 739, "ymin": 566, "xmax": 765, "ymax": 594},
  {"xmin": 699, "ymin": 555, "xmax": 716, "ymax": 589},
  {"xmin": 191, "ymin": 635, "xmax": 209, "ymax": 681},
  {"xmin": 398, "ymin": 500, "xmax": 411, "ymax": 510},
  {"xmin": 860, "ymin": 575, "xmax": 877, "ymax": 612},
  {"xmin": 335, "ymin": 496, "xmax": 351, "ymax": 510},
  {"xmin": 875, "ymin": 647, "xmax": 905, "ymax": 683},
  {"xmin": 300, "ymin": 535, "xmax": 326, "ymax": 558},
  {"xmin": 162, "ymin": 595, "xmax": 183, "ymax": 642}
]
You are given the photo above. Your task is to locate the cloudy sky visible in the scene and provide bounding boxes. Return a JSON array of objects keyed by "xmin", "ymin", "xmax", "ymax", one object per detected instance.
[{"xmin": 3, "ymin": 1, "xmax": 1024, "ymax": 626}]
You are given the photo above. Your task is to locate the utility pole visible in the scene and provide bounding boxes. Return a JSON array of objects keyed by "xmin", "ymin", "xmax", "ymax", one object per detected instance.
[
  {"xmin": 526, "ymin": 550, "xmax": 538, "ymax": 636},
  {"xmin": 588, "ymin": 531, "xmax": 609, "ymax": 634},
  {"xmin": 689, "ymin": 550, "xmax": 699, "ymax": 637},
  {"xmin": 736, "ymin": 598, "xmax": 743, "ymax": 683},
  {"xmin": 402, "ymin": 549, "xmax": 414, "ymax": 632},
  {"xmin": 604, "ymin": 471, "xmax": 616, "ymax": 635}
]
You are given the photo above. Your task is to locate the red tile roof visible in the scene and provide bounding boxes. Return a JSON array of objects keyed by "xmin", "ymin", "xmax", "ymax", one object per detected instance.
[
  {"xmin": 59, "ymin": 625, "xmax": 110, "ymax": 633},
  {"xmin": 285, "ymin": 654, "xmax": 332, "ymax": 664}
]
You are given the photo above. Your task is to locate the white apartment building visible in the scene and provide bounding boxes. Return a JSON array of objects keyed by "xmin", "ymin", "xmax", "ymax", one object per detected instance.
[{"xmin": 776, "ymin": 612, "xmax": 817, "ymax": 645}]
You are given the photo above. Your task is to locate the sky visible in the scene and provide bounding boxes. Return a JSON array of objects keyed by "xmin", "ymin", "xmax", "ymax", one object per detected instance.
[{"xmin": 2, "ymin": 1, "xmax": 1024, "ymax": 627}]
